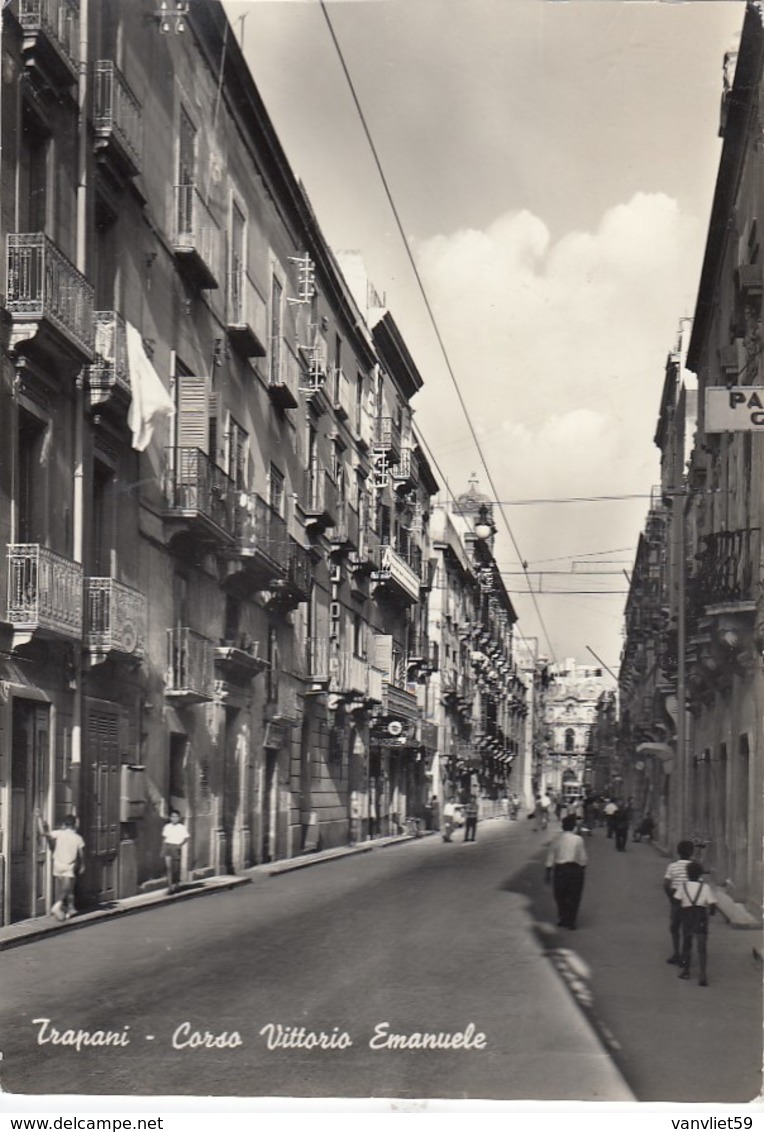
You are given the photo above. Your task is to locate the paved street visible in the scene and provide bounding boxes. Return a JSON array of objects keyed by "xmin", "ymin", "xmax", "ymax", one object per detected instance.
[{"xmin": 1, "ymin": 818, "xmax": 760, "ymax": 1102}]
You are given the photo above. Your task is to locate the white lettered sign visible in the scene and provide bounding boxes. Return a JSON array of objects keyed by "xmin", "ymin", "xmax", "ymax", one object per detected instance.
[{"xmin": 706, "ymin": 386, "xmax": 764, "ymax": 431}]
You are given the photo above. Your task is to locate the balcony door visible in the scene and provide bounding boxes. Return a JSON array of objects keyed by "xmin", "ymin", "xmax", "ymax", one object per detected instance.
[
  {"xmin": 10, "ymin": 700, "xmax": 50, "ymax": 922},
  {"xmin": 18, "ymin": 104, "xmax": 48, "ymax": 233},
  {"xmin": 17, "ymin": 407, "xmax": 47, "ymax": 545}
]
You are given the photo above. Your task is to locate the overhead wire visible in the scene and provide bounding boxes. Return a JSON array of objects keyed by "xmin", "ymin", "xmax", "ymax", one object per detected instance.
[{"xmin": 317, "ymin": 0, "xmax": 557, "ymax": 661}]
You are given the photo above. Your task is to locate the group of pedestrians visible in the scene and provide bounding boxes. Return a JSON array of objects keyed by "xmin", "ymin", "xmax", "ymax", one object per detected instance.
[
  {"xmin": 34, "ymin": 806, "xmax": 191, "ymax": 921},
  {"xmin": 543, "ymin": 816, "xmax": 717, "ymax": 985}
]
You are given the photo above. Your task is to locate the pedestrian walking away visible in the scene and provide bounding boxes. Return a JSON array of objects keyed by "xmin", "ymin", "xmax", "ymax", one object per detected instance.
[
  {"xmin": 463, "ymin": 796, "xmax": 479, "ymax": 842},
  {"xmin": 510, "ymin": 792, "xmax": 520, "ymax": 819},
  {"xmin": 663, "ymin": 839, "xmax": 695, "ymax": 965},
  {"xmin": 162, "ymin": 809, "xmax": 190, "ymax": 894},
  {"xmin": 500, "ymin": 794, "xmax": 510, "ymax": 820},
  {"xmin": 612, "ymin": 799, "xmax": 631, "ymax": 851},
  {"xmin": 545, "ymin": 814, "xmax": 588, "ymax": 929},
  {"xmin": 442, "ymin": 797, "xmax": 456, "ymax": 842},
  {"xmin": 534, "ymin": 791, "xmax": 551, "ymax": 831},
  {"xmin": 603, "ymin": 798, "xmax": 617, "ymax": 838},
  {"xmin": 35, "ymin": 809, "xmax": 85, "ymax": 922},
  {"xmin": 675, "ymin": 859, "xmax": 716, "ymax": 986}
]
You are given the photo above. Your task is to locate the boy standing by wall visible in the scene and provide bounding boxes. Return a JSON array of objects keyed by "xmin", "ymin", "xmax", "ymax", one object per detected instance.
[{"xmin": 35, "ymin": 809, "xmax": 85, "ymax": 922}]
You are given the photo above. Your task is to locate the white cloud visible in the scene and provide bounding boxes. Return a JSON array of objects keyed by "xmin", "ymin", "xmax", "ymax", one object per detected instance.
[{"xmin": 412, "ymin": 192, "xmax": 702, "ymax": 659}]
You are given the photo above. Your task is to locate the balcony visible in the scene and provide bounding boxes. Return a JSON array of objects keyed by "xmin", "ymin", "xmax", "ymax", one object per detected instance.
[
  {"xmin": 87, "ymin": 311, "xmax": 130, "ymax": 414},
  {"xmin": 7, "ymin": 544, "xmax": 83, "ymax": 647},
  {"xmin": 226, "ymin": 269, "xmax": 267, "ymax": 358},
  {"xmin": 392, "ymin": 446, "xmax": 418, "ymax": 492},
  {"xmin": 85, "ymin": 576, "xmax": 146, "ymax": 664},
  {"xmin": 230, "ymin": 494, "xmax": 289, "ymax": 592},
  {"xmin": 328, "ymin": 502, "xmax": 360, "ymax": 552},
  {"xmin": 213, "ymin": 638, "xmax": 268, "ymax": 685},
  {"xmin": 267, "ymin": 340, "xmax": 299, "ymax": 410},
  {"xmin": 173, "ymin": 185, "xmax": 220, "ymax": 290},
  {"xmin": 304, "ymin": 470, "xmax": 338, "ymax": 534},
  {"xmin": 332, "ymin": 368, "xmax": 353, "ymax": 421},
  {"xmin": 373, "ymin": 416, "xmax": 401, "ymax": 463},
  {"xmin": 306, "ymin": 637, "xmax": 332, "ymax": 687},
  {"xmin": 92, "ymin": 60, "xmax": 142, "ymax": 179},
  {"xmin": 691, "ymin": 528, "xmax": 760, "ymax": 612},
  {"xmin": 381, "ymin": 681, "xmax": 419, "ymax": 724},
  {"xmin": 164, "ymin": 447, "xmax": 236, "ymax": 544},
  {"xmin": 371, "ymin": 543, "xmax": 421, "ymax": 605},
  {"xmin": 166, "ymin": 628, "xmax": 214, "ymax": 705},
  {"xmin": 18, "ymin": 0, "xmax": 79, "ymax": 90},
  {"xmin": 6, "ymin": 233, "xmax": 94, "ymax": 364}
]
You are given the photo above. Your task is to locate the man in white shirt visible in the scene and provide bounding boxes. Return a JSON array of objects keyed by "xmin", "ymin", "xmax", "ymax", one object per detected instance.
[
  {"xmin": 545, "ymin": 814, "xmax": 588, "ymax": 929},
  {"xmin": 442, "ymin": 798, "xmax": 456, "ymax": 843}
]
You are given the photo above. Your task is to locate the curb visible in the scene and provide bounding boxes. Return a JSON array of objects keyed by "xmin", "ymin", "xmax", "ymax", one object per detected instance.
[
  {"xmin": 0, "ymin": 875, "xmax": 250, "ymax": 952},
  {"xmin": 0, "ymin": 829, "xmax": 440, "ymax": 950}
]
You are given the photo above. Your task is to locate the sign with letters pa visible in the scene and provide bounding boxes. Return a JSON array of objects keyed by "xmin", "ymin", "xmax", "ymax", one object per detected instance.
[{"xmin": 706, "ymin": 386, "xmax": 764, "ymax": 432}]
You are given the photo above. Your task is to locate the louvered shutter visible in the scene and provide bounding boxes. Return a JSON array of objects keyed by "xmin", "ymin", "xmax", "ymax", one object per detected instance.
[
  {"xmin": 176, "ymin": 376, "xmax": 209, "ymax": 452},
  {"xmin": 373, "ymin": 633, "xmax": 393, "ymax": 680}
]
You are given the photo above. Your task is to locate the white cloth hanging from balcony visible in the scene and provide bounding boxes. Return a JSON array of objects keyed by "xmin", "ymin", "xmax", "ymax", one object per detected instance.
[{"xmin": 125, "ymin": 320, "xmax": 175, "ymax": 451}]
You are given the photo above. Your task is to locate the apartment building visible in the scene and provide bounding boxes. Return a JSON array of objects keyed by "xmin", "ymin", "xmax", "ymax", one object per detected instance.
[{"xmin": 0, "ymin": 0, "xmax": 439, "ymax": 922}]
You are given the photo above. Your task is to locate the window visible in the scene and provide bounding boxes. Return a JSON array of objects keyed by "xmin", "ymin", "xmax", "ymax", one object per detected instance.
[
  {"xmin": 353, "ymin": 612, "xmax": 364, "ymax": 659},
  {"xmin": 307, "ymin": 426, "xmax": 318, "ymax": 506},
  {"xmin": 269, "ymin": 274, "xmax": 283, "ymax": 385},
  {"xmin": 177, "ymin": 107, "xmax": 197, "ymax": 236},
  {"xmin": 17, "ymin": 408, "xmax": 47, "ymax": 544},
  {"xmin": 230, "ymin": 200, "xmax": 246, "ymax": 323},
  {"xmin": 334, "ymin": 335, "xmax": 342, "ymax": 403},
  {"xmin": 564, "ymin": 728, "xmax": 575, "ymax": 753},
  {"xmin": 269, "ymin": 464, "xmax": 284, "ymax": 516},
  {"xmin": 19, "ymin": 103, "xmax": 49, "ymax": 232},
  {"xmin": 355, "ymin": 372, "xmax": 363, "ymax": 435},
  {"xmin": 226, "ymin": 416, "xmax": 248, "ymax": 492},
  {"xmin": 91, "ymin": 459, "xmax": 114, "ymax": 576}
]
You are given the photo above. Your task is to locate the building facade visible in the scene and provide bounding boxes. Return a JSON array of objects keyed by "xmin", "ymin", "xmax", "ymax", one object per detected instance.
[{"xmin": 0, "ymin": 0, "xmax": 446, "ymax": 922}]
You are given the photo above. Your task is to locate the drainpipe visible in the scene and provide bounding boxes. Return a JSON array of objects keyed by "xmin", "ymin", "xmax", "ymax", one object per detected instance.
[{"xmin": 71, "ymin": 0, "xmax": 89, "ymax": 782}]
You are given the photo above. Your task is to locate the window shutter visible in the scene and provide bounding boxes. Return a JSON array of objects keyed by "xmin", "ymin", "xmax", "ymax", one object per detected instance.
[
  {"xmin": 373, "ymin": 633, "xmax": 393, "ymax": 680},
  {"xmin": 176, "ymin": 376, "xmax": 209, "ymax": 452}
]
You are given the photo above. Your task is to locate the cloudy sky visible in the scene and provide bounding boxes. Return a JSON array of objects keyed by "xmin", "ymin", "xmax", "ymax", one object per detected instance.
[{"xmin": 224, "ymin": 0, "xmax": 744, "ymax": 674}]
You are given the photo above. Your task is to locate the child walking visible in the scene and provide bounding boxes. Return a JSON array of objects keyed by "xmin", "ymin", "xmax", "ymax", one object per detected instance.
[
  {"xmin": 161, "ymin": 809, "xmax": 190, "ymax": 894},
  {"xmin": 663, "ymin": 839, "xmax": 695, "ymax": 965},
  {"xmin": 675, "ymin": 859, "xmax": 716, "ymax": 986},
  {"xmin": 35, "ymin": 809, "xmax": 85, "ymax": 921}
]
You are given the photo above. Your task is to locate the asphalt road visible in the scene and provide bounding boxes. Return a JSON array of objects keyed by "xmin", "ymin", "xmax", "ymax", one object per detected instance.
[{"xmin": 1, "ymin": 819, "xmax": 759, "ymax": 1102}]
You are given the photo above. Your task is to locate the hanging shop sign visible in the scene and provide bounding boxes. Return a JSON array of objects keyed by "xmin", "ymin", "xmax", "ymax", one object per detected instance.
[{"xmin": 705, "ymin": 387, "xmax": 764, "ymax": 432}]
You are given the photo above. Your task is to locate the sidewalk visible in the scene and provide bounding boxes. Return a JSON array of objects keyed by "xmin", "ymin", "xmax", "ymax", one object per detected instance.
[
  {"xmin": 0, "ymin": 829, "xmax": 433, "ymax": 952},
  {"xmin": 517, "ymin": 821, "xmax": 763, "ymax": 1101}
]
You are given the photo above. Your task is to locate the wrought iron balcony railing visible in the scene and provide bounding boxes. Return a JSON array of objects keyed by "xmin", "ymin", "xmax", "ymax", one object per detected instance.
[
  {"xmin": 166, "ymin": 627, "xmax": 214, "ymax": 703},
  {"xmin": 307, "ymin": 636, "xmax": 332, "ymax": 683},
  {"xmin": 235, "ymin": 494, "xmax": 289, "ymax": 571},
  {"xmin": 329, "ymin": 502, "xmax": 360, "ymax": 550},
  {"xmin": 286, "ymin": 539, "xmax": 313, "ymax": 599},
  {"xmin": 372, "ymin": 542, "xmax": 421, "ymax": 604},
  {"xmin": 85, "ymin": 576, "xmax": 146, "ymax": 659},
  {"xmin": 19, "ymin": 0, "xmax": 79, "ymax": 83},
  {"xmin": 7, "ymin": 233, "xmax": 94, "ymax": 360},
  {"xmin": 173, "ymin": 185, "xmax": 220, "ymax": 289},
  {"xmin": 7, "ymin": 543, "xmax": 83, "ymax": 640},
  {"xmin": 373, "ymin": 415, "xmax": 401, "ymax": 461},
  {"xmin": 392, "ymin": 446, "xmax": 418, "ymax": 489},
  {"xmin": 164, "ymin": 447, "xmax": 236, "ymax": 540},
  {"xmin": 88, "ymin": 311, "xmax": 130, "ymax": 406},
  {"xmin": 690, "ymin": 527, "xmax": 761, "ymax": 610},
  {"xmin": 92, "ymin": 60, "xmax": 142, "ymax": 176},
  {"xmin": 226, "ymin": 268, "xmax": 267, "ymax": 357},
  {"xmin": 304, "ymin": 469, "xmax": 338, "ymax": 531}
]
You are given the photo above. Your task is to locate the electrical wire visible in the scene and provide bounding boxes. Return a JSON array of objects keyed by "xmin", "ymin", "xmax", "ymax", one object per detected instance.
[{"xmin": 318, "ymin": 0, "xmax": 557, "ymax": 661}]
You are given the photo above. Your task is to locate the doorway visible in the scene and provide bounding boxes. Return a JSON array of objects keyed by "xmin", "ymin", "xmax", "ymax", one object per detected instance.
[
  {"xmin": 10, "ymin": 699, "xmax": 50, "ymax": 922},
  {"xmin": 262, "ymin": 747, "xmax": 278, "ymax": 862}
]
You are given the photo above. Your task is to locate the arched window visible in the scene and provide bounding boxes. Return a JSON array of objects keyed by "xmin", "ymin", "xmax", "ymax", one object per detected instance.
[{"xmin": 565, "ymin": 728, "xmax": 575, "ymax": 753}]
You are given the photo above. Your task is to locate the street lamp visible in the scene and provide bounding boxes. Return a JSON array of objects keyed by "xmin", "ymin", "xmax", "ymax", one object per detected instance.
[{"xmin": 473, "ymin": 503, "xmax": 495, "ymax": 541}]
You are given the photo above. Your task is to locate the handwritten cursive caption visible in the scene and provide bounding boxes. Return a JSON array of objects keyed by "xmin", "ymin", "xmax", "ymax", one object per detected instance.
[{"xmin": 31, "ymin": 1017, "xmax": 488, "ymax": 1052}]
